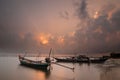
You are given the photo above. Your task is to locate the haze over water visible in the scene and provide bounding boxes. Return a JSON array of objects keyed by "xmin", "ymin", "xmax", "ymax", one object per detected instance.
[{"xmin": 0, "ymin": 57, "xmax": 120, "ymax": 80}]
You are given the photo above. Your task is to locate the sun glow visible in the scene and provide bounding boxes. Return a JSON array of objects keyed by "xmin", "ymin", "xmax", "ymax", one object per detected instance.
[
  {"xmin": 93, "ymin": 11, "xmax": 99, "ymax": 19},
  {"xmin": 40, "ymin": 36, "xmax": 48, "ymax": 45},
  {"xmin": 37, "ymin": 33, "xmax": 51, "ymax": 45},
  {"xmin": 57, "ymin": 36, "xmax": 64, "ymax": 44}
]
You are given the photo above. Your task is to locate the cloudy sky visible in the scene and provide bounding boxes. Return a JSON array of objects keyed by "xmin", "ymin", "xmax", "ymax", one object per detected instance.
[{"xmin": 0, "ymin": 0, "xmax": 120, "ymax": 54}]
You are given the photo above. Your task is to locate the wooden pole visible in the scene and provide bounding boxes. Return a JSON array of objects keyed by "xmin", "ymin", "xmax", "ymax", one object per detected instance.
[{"xmin": 53, "ymin": 62, "xmax": 74, "ymax": 70}]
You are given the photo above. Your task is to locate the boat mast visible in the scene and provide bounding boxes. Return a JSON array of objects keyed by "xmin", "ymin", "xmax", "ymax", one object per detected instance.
[
  {"xmin": 45, "ymin": 48, "xmax": 52, "ymax": 63},
  {"xmin": 49, "ymin": 48, "xmax": 52, "ymax": 58}
]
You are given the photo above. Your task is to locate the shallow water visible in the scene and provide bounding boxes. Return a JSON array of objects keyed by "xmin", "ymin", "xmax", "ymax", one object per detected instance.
[{"xmin": 0, "ymin": 57, "xmax": 120, "ymax": 80}]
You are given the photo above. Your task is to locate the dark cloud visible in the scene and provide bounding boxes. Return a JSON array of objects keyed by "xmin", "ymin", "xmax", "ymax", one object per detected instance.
[
  {"xmin": 74, "ymin": 1, "xmax": 120, "ymax": 53},
  {"xmin": 75, "ymin": 0, "xmax": 89, "ymax": 20},
  {"xmin": 110, "ymin": 9, "xmax": 120, "ymax": 30}
]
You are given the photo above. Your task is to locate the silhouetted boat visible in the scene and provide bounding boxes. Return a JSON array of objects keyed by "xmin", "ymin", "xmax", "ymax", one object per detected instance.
[
  {"xmin": 110, "ymin": 52, "xmax": 120, "ymax": 59},
  {"xmin": 76, "ymin": 55, "xmax": 90, "ymax": 63},
  {"xmin": 54, "ymin": 55, "xmax": 89, "ymax": 63},
  {"xmin": 54, "ymin": 56, "xmax": 108, "ymax": 63},
  {"xmin": 89, "ymin": 57, "xmax": 108, "ymax": 63},
  {"xmin": 19, "ymin": 55, "xmax": 50, "ymax": 69},
  {"xmin": 54, "ymin": 57, "xmax": 76, "ymax": 62}
]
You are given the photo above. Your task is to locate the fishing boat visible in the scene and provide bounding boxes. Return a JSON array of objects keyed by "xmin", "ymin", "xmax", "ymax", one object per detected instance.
[
  {"xmin": 19, "ymin": 49, "xmax": 52, "ymax": 70},
  {"xmin": 54, "ymin": 56, "xmax": 109, "ymax": 63},
  {"xmin": 76, "ymin": 55, "xmax": 90, "ymax": 63},
  {"xmin": 54, "ymin": 57, "xmax": 76, "ymax": 62},
  {"xmin": 19, "ymin": 55, "xmax": 50, "ymax": 69},
  {"xmin": 54, "ymin": 55, "xmax": 89, "ymax": 63},
  {"xmin": 89, "ymin": 57, "xmax": 108, "ymax": 63},
  {"xmin": 110, "ymin": 52, "xmax": 120, "ymax": 59}
]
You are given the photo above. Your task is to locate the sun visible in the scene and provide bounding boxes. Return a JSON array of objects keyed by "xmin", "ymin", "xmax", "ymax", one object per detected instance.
[
  {"xmin": 36, "ymin": 33, "xmax": 51, "ymax": 45},
  {"xmin": 39, "ymin": 36, "xmax": 49, "ymax": 45}
]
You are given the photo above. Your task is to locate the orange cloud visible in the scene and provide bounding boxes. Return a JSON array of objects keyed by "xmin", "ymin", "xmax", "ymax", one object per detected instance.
[
  {"xmin": 69, "ymin": 31, "xmax": 75, "ymax": 37},
  {"xmin": 36, "ymin": 33, "xmax": 52, "ymax": 45},
  {"xmin": 57, "ymin": 36, "xmax": 65, "ymax": 44}
]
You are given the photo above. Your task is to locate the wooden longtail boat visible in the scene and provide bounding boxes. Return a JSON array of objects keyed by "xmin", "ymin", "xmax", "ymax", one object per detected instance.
[
  {"xmin": 19, "ymin": 48, "xmax": 52, "ymax": 70},
  {"xmin": 89, "ymin": 57, "xmax": 108, "ymax": 63},
  {"xmin": 19, "ymin": 55, "xmax": 50, "ymax": 69},
  {"xmin": 54, "ymin": 57, "xmax": 76, "ymax": 62},
  {"xmin": 54, "ymin": 56, "xmax": 108, "ymax": 63}
]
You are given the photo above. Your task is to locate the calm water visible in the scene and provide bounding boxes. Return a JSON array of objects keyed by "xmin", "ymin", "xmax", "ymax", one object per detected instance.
[{"xmin": 0, "ymin": 57, "xmax": 120, "ymax": 80}]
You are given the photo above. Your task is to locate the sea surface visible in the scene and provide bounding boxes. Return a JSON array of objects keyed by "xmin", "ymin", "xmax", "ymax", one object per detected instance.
[{"xmin": 0, "ymin": 57, "xmax": 120, "ymax": 80}]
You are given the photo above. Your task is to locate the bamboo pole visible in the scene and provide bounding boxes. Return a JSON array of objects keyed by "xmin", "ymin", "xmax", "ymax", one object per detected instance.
[{"xmin": 53, "ymin": 62, "xmax": 74, "ymax": 70}]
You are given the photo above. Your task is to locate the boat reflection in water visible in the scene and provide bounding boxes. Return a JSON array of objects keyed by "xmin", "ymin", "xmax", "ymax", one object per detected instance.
[
  {"xmin": 98, "ymin": 59, "xmax": 120, "ymax": 80},
  {"xmin": 99, "ymin": 66, "xmax": 120, "ymax": 80},
  {"xmin": 19, "ymin": 64, "xmax": 51, "ymax": 80}
]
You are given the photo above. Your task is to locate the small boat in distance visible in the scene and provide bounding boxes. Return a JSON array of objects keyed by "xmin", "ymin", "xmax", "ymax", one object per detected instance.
[
  {"xmin": 54, "ymin": 55, "xmax": 109, "ymax": 63},
  {"xmin": 54, "ymin": 55, "xmax": 89, "ymax": 63},
  {"xmin": 89, "ymin": 57, "xmax": 109, "ymax": 63},
  {"xmin": 54, "ymin": 57, "xmax": 76, "ymax": 62},
  {"xmin": 110, "ymin": 52, "xmax": 120, "ymax": 59}
]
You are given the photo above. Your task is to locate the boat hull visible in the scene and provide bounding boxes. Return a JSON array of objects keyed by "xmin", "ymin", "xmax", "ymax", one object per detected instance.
[
  {"xmin": 90, "ymin": 59, "xmax": 108, "ymax": 63},
  {"xmin": 19, "ymin": 56, "xmax": 49, "ymax": 70},
  {"xmin": 20, "ymin": 60, "xmax": 49, "ymax": 69},
  {"xmin": 54, "ymin": 58, "xmax": 76, "ymax": 62},
  {"xmin": 55, "ymin": 58, "xmax": 108, "ymax": 63}
]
